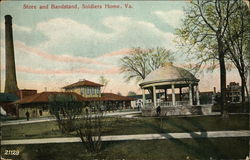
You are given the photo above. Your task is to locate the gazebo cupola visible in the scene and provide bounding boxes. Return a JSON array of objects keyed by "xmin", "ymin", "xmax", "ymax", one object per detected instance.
[{"xmin": 139, "ymin": 63, "xmax": 200, "ymax": 108}]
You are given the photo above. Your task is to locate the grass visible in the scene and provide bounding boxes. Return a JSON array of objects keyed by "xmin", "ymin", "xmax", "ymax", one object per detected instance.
[
  {"xmin": 0, "ymin": 115, "xmax": 26, "ymax": 121},
  {"xmin": 1, "ymin": 137, "xmax": 249, "ymax": 160},
  {"xmin": 2, "ymin": 114, "xmax": 249, "ymax": 140}
]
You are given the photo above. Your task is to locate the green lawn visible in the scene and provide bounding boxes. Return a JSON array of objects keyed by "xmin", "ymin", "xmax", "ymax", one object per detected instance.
[
  {"xmin": 2, "ymin": 114, "xmax": 249, "ymax": 140},
  {"xmin": 1, "ymin": 138, "xmax": 249, "ymax": 160}
]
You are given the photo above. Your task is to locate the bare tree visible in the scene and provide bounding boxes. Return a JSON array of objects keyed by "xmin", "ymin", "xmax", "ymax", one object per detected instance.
[
  {"xmin": 48, "ymin": 93, "xmax": 83, "ymax": 134},
  {"xmin": 49, "ymin": 94, "xmax": 103, "ymax": 153},
  {"xmin": 120, "ymin": 47, "xmax": 174, "ymax": 82},
  {"xmin": 127, "ymin": 91, "xmax": 137, "ymax": 96},
  {"xmin": 117, "ymin": 92, "xmax": 122, "ymax": 96},
  {"xmin": 99, "ymin": 75, "xmax": 109, "ymax": 93},
  {"xmin": 76, "ymin": 105, "xmax": 103, "ymax": 153}
]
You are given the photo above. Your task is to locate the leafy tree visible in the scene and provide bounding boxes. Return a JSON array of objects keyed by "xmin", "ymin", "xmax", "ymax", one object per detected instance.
[
  {"xmin": 224, "ymin": 1, "xmax": 250, "ymax": 106},
  {"xmin": 176, "ymin": 0, "xmax": 239, "ymax": 117},
  {"xmin": 120, "ymin": 47, "xmax": 174, "ymax": 82}
]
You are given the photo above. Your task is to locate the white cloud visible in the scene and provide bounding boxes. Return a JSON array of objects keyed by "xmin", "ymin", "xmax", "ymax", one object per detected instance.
[
  {"xmin": 0, "ymin": 22, "xmax": 32, "ymax": 33},
  {"xmin": 13, "ymin": 24, "xmax": 32, "ymax": 33},
  {"xmin": 35, "ymin": 16, "xmax": 176, "ymax": 57},
  {"xmin": 153, "ymin": 10, "xmax": 184, "ymax": 28},
  {"xmin": 36, "ymin": 18, "xmax": 111, "ymax": 49}
]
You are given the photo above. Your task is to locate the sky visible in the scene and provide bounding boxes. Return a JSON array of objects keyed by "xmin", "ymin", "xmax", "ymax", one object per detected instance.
[{"xmin": 0, "ymin": 0, "xmax": 240, "ymax": 95}]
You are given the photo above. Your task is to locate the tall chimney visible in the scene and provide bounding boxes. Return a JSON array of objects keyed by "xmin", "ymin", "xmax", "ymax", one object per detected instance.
[{"xmin": 4, "ymin": 15, "xmax": 18, "ymax": 93}]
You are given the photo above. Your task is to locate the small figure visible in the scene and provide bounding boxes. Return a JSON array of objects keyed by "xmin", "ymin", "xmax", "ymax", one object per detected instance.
[
  {"xmin": 137, "ymin": 101, "xmax": 141, "ymax": 111},
  {"xmin": 25, "ymin": 111, "xmax": 30, "ymax": 121},
  {"xmin": 156, "ymin": 106, "xmax": 161, "ymax": 116},
  {"xmin": 85, "ymin": 107, "xmax": 89, "ymax": 115},
  {"xmin": 100, "ymin": 105, "xmax": 105, "ymax": 114}
]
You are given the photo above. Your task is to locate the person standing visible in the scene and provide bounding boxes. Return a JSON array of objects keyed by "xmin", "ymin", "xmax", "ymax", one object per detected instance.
[
  {"xmin": 25, "ymin": 111, "xmax": 30, "ymax": 121},
  {"xmin": 156, "ymin": 106, "xmax": 161, "ymax": 116}
]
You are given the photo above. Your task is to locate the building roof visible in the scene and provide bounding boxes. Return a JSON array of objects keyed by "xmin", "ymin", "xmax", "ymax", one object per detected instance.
[
  {"xmin": 0, "ymin": 93, "xmax": 19, "ymax": 102},
  {"xmin": 63, "ymin": 79, "xmax": 103, "ymax": 89},
  {"xmin": 14, "ymin": 92, "xmax": 86, "ymax": 104},
  {"xmin": 140, "ymin": 63, "xmax": 199, "ymax": 87},
  {"xmin": 14, "ymin": 92, "xmax": 134, "ymax": 104},
  {"xmin": 85, "ymin": 93, "xmax": 135, "ymax": 101}
]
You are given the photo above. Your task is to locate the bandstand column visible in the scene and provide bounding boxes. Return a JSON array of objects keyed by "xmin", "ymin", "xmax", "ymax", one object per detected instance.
[
  {"xmin": 164, "ymin": 89, "xmax": 167, "ymax": 101},
  {"xmin": 189, "ymin": 84, "xmax": 193, "ymax": 105},
  {"xmin": 196, "ymin": 85, "xmax": 200, "ymax": 105},
  {"xmin": 179, "ymin": 87, "xmax": 182, "ymax": 101},
  {"xmin": 172, "ymin": 84, "xmax": 176, "ymax": 106},
  {"xmin": 142, "ymin": 89, "xmax": 146, "ymax": 108},
  {"xmin": 153, "ymin": 86, "xmax": 157, "ymax": 108}
]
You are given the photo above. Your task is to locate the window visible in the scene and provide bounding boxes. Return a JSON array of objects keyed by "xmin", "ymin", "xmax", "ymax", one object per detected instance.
[
  {"xmin": 92, "ymin": 87, "xmax": 95, "ymax": 94},
  {"xmin": 96, "ymin": 88, "xmax": 100, "ymax": 94},
  {"xmin": 80, "ymin": 88, "xmax": 84, "ymax": 95},
  {"xmin": 86, "ymin": 87, "xmax": 90, "ymax": 95}
]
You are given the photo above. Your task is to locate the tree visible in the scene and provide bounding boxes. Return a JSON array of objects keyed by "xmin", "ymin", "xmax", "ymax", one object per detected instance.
[
  {"xmin": 224, "ymin": 1, "xmax": 250, "ymax": 107},
  {"xmin": 176, "ymin": 0, "xmax": 239, "ymax": 117},
  {"xmin": 99, "ymin": 75, "xmax": 109, "ymax": 93},
  {"xmin": 120, "ymin": 47, "xmax": 174, "ymax": 82},
  {"xmin": 117, "ymin": 92, "xmax": 122, "ymax": 96},
  {"xmin": 48, "ymin": 93, "xmax": 84, "ymax": 133},
  {"xmin": 49, "ymin": 94, "xmax": 103, "ymax": 153},
  {"xmin": 76, "ymin": 106, "xmax": 103, "ymax": 154},
  {"xmin": 127, "ymin": 91, "xmax": 137, "ymax": 96}
]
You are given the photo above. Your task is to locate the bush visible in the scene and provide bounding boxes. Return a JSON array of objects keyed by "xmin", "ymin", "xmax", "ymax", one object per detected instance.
[
  {"xmin": 212, "ymin": 102, "xmax": 249, "ymax": 113},
  {"xmin": 76, "ymin": 111, "xmax": 103, "ymax": 153}
]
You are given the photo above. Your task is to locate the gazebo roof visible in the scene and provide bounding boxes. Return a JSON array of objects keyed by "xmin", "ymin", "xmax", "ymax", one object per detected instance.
[{"xmin": 140, "ymin": 63, "xmax": 199, "ymax": 87}]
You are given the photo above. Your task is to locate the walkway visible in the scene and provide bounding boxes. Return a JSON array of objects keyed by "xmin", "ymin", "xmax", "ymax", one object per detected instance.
[
  {"xmin": 2, "ymin": 130, "xmax": 250, "ymax": 145},
  {"xmin": 1, "ymin": 111, "xmax": 141, "ymax": 126}
]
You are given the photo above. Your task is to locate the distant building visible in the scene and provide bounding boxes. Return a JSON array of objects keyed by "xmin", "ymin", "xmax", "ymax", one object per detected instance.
[
  {"xmin": 0, "ymin": 93, "xmax": 19, "ymax": 116},
  {"xmin": 226, "ymin": 82, "xmax": 242, "ymax": 103}
]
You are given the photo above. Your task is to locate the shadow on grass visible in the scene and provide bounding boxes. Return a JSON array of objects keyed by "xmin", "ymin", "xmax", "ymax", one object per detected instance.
[{"xmin": 145, "ymin": 116, "xmax": 227, "ymax": 159}]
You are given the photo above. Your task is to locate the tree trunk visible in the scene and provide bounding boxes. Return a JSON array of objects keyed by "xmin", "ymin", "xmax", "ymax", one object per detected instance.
[
  {"xmin": 245, "ymin": 84, "xmax": 250, "ymax": 113},
  {"xmin": 240, "ymin": 73, "xmax": 246, "ymax": 111},
  {"xmin": 218, "ymin": 38, "xmax": 228, "ymax": 118}
]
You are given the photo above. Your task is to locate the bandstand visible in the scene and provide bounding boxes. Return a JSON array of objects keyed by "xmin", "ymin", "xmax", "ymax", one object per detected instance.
[{"xmin": 139, "ymin": 63, "xmax": 200, "ymax": 115}]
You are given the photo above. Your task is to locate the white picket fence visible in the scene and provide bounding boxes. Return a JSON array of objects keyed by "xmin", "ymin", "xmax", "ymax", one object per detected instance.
[{"xmin": 144, "ymin": 101, "xmax": 189, "ymax": 108}]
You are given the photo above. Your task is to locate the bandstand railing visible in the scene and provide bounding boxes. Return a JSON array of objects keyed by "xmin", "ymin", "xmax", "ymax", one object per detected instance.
[
  {"xmin": 175, "ymin": 101, "xmax": 189, "ymax": 106},
  {"xmin": 143, "ymin": 101, "xmax": 189, "ymax": 108}
]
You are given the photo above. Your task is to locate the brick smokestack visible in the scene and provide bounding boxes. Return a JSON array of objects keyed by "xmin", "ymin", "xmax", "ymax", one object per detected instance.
[{"xmin": 4, "ymin": 15, "xmax": 18, "ymax": 93}]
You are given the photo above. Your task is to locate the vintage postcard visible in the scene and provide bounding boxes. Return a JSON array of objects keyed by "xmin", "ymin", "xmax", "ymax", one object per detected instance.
[{"xmin": 0, "ymin": 0, "xmax": 249, "ymax": 160}]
